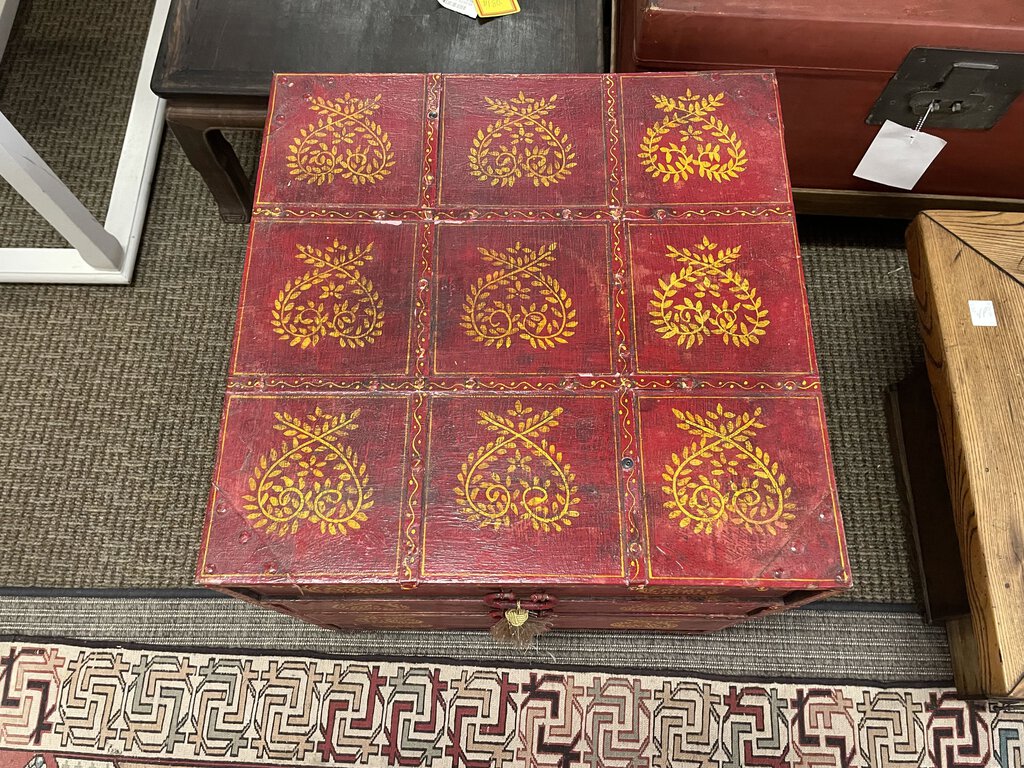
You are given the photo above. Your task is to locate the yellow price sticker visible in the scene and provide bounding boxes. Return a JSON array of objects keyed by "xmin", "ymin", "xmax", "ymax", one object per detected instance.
[{"xmin": 474, "ymin": 0, "xmax": 520, "ymax": 17}]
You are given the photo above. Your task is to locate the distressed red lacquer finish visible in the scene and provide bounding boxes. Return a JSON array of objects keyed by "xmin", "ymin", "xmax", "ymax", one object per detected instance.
[{"xmin": 198, "ymin": 72, "xmax": 850, "ymax": 634}]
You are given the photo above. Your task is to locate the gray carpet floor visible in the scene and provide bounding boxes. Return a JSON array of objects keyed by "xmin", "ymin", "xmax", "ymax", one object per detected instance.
[
  {"xmin": 0, "ymin": 0, "xmax": 921, "ymax": 605},
  {"xmin": 0, "ymin": 596, "xmax": 951, "ymax": 683}
]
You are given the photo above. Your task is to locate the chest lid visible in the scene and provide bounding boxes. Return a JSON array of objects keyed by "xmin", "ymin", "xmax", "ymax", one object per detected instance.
[{"xmin": 198, "ymin": 72, "xmax": 850, "ymax": 598}]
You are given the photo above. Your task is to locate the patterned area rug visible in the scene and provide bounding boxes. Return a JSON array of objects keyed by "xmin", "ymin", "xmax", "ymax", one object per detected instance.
[{"xmin": 0, "ymin": 640, "xmax": 1014, "ymax": 767}]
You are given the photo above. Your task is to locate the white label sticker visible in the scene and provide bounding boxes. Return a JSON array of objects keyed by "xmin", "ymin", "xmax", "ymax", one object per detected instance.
[
  {"xmin": 437, "ymin": 0, "xmax": 478, "ymax": 17},
  {"xmin": 852, "ymin": 120, "xmax": 947, "ymax": 190},
  {"xmin": 968, "ymin": 300, "xmax": 997, "ymax": 327}
]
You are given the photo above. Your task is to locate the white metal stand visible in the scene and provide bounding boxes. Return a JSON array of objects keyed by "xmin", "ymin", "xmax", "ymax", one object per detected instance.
[{"xmin": 0, "ymin": 0, "xmax": 169, "ymax": 284}]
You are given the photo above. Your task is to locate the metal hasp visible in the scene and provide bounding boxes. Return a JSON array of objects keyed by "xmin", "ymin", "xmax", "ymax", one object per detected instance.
[{"xmin": 867, "ymin": 47, "xmax": 1024, "ymax": 130}]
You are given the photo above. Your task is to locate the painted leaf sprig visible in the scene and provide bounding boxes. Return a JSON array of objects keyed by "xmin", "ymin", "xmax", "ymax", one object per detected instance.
[
  {"xmin": 287, "ymin": 92, "xmax": 395, "ymax": 185},
  {"xmin": 662, "ymin": 404, "xmax": 795, "ymax": 536},
  {"xmin": 640, "ymin": 92, "xmax": 747, "ymax": 184},
  {"xmin": 242, "ymin": 408, "xmax": 373, "ymax": 538},
  {"xmin": 272, "ymin": 240, "xmax": 384, "ymax": 350},
  {"xmin": 469, "ymin": 92, "xmax": 576, "ymax": 188},
  {"xmin": 456, "ymin": 401, "xmax": 580, "ymax": 533},
  {"xmin": 462, "ymin": 242, "xmax": 576, "ymax": 350},
  {"xmin": 650, "ymin": 236, "xmax": 768, "ymax": 348}
]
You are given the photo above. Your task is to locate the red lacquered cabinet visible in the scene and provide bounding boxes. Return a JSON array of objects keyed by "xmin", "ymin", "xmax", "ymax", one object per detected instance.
[
  {"xmin": 197, "ymin": 72, "xmax": 851, "ymax": 634},
  {"xmin": 615, "ymin": 0, "xmax": 1024, "ymax": 207}
]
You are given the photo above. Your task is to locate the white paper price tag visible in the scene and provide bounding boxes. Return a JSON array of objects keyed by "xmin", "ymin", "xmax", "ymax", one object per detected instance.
[
  {"xmin": 968, "ymin": 300, "xmax": 997, "ymax": 327},
  {"xmin": 438, "ymin": 0, "xmax": 478, "ymax": 18},
  {"xmin": 853, "ymin": 120, "xmax": 946, "ymax": 190}
]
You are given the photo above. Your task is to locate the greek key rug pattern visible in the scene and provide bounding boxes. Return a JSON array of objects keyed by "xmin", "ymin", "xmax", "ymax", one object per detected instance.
[{"xmin": 0, "ymin": 642, "xmax": 1020, "ymax": 767}]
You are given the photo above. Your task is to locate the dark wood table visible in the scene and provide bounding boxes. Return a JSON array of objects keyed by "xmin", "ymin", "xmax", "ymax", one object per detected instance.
[{"xmin": 151, "ymin": 0, "xmax": 607, "ymax": 222}]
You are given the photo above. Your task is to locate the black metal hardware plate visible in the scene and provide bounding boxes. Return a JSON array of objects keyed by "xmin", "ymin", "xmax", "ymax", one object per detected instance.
[{"xmin": 867, "ymin": 47, "xmax": 1024, "ymax": 130}]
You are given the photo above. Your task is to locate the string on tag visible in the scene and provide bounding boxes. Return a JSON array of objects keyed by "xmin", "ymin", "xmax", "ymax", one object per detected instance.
[{"xmin": 909, "ymin": 101, "xmax": 936, "ymax": 144}]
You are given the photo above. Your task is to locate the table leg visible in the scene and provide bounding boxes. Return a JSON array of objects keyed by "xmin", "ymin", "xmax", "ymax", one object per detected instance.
[
  {"xmin": 166, "ymin": 111, "xmax": 252, "ymax": 223},
  {"xmin": 885, "ymin": 366, "xmax": 970, "ymax": 623}
]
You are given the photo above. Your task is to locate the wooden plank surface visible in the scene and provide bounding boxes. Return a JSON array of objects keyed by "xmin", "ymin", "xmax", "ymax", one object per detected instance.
[
  {"xmin": 922, "ymin": 210, "xmax": 1024, "ymax": 285},
  {"xmin": 153, "ymin": 0, "xmax": 607, "ymax": 98},
  {"xmin": 907, "ymin": 210, "xmax": 1024, "ymax": 697}
]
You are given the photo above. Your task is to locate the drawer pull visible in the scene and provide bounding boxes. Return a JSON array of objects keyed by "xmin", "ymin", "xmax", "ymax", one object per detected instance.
[
  {"xmin": 485, "ymin": 592, "xmax": 556, "ymax": 649},
  {"xmin": 505, "ymin": 602, "xmax": 530, "ymax": 628}
]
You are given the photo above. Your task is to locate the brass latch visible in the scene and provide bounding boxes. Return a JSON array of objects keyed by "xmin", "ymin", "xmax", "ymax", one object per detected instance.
[{"xmin": 484, "ymin": 591, "xmax": 558, "ymax": 648}]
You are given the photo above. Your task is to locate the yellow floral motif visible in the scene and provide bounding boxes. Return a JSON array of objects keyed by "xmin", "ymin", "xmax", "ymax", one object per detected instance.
[
  {"xmin": 662, "ymin": 404, "xmax": 795, "ymax": 536},
  {"xmin": 286, "ymin": 93, "xmax": 395, "ymax": 186},
  {"xmin": 271, "ymin": 240, "xmax": 384, "ymax": 350},
  {"xmin": 242, "ymin": 407, "xmax": 373, "ymax": 537},
  {"xmin": 455, "ymin": 401, "xmax": 580, "ymax": 533},
  {"xmin": 639, "ymin": 91, "xmax": 747, "ymax": 184},
  {"xmin": 649, "ymin": 235, "xmax": 768, "ymax": 349},
  {"xmin": 469, "ymin": 92, "xmax": 576, "ymax": 187},
  {"xmin": 461, "ymin": 241, "xmax": 577, "ymax": 350}
]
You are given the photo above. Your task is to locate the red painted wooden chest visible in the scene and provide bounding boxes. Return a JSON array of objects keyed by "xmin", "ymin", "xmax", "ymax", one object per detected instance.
[{"xmin": 198, "ymin": 72, "xmax": 851, "ymax": 634}]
